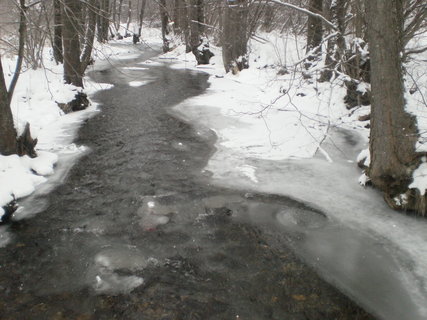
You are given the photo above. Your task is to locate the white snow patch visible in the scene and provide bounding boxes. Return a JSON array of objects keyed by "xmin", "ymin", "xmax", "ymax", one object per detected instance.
[
  {"xmin": 356, "ymin": 148, "xmax": 370, "ymax": 167},
  {"xmin": 409, "ymin": 158, "xmax": 427, "ymax": 195}
]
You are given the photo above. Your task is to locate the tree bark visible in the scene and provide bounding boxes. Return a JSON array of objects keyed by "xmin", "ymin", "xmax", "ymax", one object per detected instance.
[
  {"xmin": 8, "ymin": 0, "xmax": 27, "ymax": 103},
  {"xmin": 81, "ymin": 0, "xmax": 97, "ymax": 70},
  {"xmin": 222, "ymin": 0, "xmax": 249, "ymax": 73},
  {"xmin": 306, "ymin": 0, "xmax": 323, "ymax": 53},
  {"xmin": 53, "ymin": 0, "xmax": 63, "ymax": 64},
  {"xmin": 189, "ymin": 0, "xmax": 201, "ymax": 50},
  {"xmin": 188, "ymin": 0, "xmax": 212, "ymax": 64},
  {"xmin": 97, "ymin": 0, "xmax": 110, "ymax": 42},
  {"xmin": 125, "ymin": 0, "xmax": 132, "ymax": 36},
  {"xmin": 366, "ymin": 0, "xmax": 418, "ymax": 195},
  {"xmin": 62, "ymin": 0, "xmax": 83, "ymax": 87},
  {"xmin": 116, "ymin": 0, "xmax": 124, "ymax": 31},
  {"xmin": 173, "ymin": 0, "xmax": 181, "ymax": 33},
  {"xmin": 159, "ymin": 0, "xmax": 170, "ymax": 52},
  {"xmin": 0, "ymin": 56, "xmax": 18, "ymax": 156},
  {"xmin": 138, "ymin": 0, "xmax": 147, "ymax": 36}
]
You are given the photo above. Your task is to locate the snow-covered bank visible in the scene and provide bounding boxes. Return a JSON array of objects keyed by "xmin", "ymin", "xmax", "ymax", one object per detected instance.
[{"xmin": 156, "ymin": 32, "xmax": 427, "ymax": 319}]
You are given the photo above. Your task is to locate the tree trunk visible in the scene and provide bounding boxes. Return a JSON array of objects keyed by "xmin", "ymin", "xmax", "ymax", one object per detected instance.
[
  {"xmin": 8, "ymin": 0, "xmax": 26, "ymax": 104},
  {"xmin": 0, "ymin": 56, "xmax": 18, "ymax": 156},
  {"xmin": 125, "ymin": 0, "xmax": 132, "ymax": 36},
  {"xmin": 97, "ymin": 0, "xmax": 110, "ymax": 42},
  {"xmin": 173, "ymin": 0, "xmax": 181, "ymax": 33},
  {"xmin": 112, "ymin": 0, "xmax": 117, "ymax": 32},
  {"xmin": 188, "ymin": 0, "xmax": 212, "ymax": 64},
  {"xmin": 189, "ymin": 0, "xmax": 201, "ymax": 50},
  {"xmin": 116, "ymin": 0, "xmax": 124, "ymax": 31},
  {"xmin": 138, "ymin": 0, "xmax": 147, "ymax": 36},
  {"xmin": 53, "ymin": 0, "xmax": 63, "ymax": 64},
  {"xmin": 366, "ymin": 0, "xmax": 418, "ymax": 196},
  {"xmin": 159, "ymin": 0, "xmax": 170, "ymax": 52},
  {"xmin": 62, "ymin": 0, "xmax": 83, "ymax": 87},
  {"xmin": 306, "ymin": 0, "xmax": 323, "ymax": 53},
  {"xmin": 180, "ymin": 0, "xmax": 191, "ymax": 52},
  {"xmin": 222, "ymin": 0, "xmax": 249, "ymax": 73},
  {"xmin": 81, "ymin": 0, "xmax": 97, "ymax": 71}
]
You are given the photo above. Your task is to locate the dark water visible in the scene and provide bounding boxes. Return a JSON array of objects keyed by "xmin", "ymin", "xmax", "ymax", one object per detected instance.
[{"xmin": 0, "ymin": 45, "xmax": 374, "ymax": 320}]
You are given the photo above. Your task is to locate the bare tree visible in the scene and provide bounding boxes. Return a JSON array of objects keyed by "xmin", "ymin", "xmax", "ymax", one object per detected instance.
[
  {"xmin": 0, "ymin": 0, "xmax": 37, "ymax": 157},
  {"xmin": 222, "ymin": 0, "xmax": 250, "ymax": 73},
  {"xmin": 62, "ymin": 0, "xmax": 83, "ymax": 87},
  {"xmin": 97, "ymin": 0, "xmax": 110, "ymax": 42},
  {"xmin": 81, "ymin": 0, "xmax": 97, "ymax": 70},
  {"xmin": 365, "ymin": 0, "xmax": 420, "ymax": 211},
  {"xmin": 159, "ymin": 0, "xmax": 169, "ymax": 52},
  {"xmin": 0, "ymin": 56, "xmax": 18, "ymax": 156},
  {"xmin": 306, "ymin": 0, "xmax": 323, "ymax": 53},
  {"xmin": 125, "ymin": 0, "xmax": 132, "ymax": 36},
  {"xmin": 53, "ymin": 0, "xmax": 63, "ymax": 63},
  {"xmin": 137, "ymin": 0, "xmax": 147, "ymax": 37}
]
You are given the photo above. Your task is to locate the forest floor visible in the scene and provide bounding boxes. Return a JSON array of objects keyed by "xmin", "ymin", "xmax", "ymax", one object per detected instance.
[{"xmin": 0, "ymin": 27, "xmax": 427, "ymax": 319}]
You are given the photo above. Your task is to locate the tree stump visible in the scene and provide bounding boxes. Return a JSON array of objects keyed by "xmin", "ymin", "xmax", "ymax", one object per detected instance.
[
  {"xmin": 17, "ymin": 122, "xmax": 37, "ymax": 158},
  {"xmin": 57, "ymin": 91, "xmax": 89, "ymax": 114}
]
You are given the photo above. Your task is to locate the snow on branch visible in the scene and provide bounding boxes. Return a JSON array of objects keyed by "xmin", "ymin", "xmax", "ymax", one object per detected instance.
[{"xmin": 256, "ymin": 0, "xmax": 337, "ymax": 31}]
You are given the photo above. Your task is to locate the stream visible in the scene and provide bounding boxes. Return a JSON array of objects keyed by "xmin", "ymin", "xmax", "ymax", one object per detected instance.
[{"xmin": 0, "ymin": 44, "xmax": 378, "ymax": 319}]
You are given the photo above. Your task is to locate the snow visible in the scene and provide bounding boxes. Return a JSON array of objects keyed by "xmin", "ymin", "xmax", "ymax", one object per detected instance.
[
  {"xmin": 356, "ymin": 148, "xmax": 370, "ymax": 166},
  {"xmin": 405, "ymin": 35, "xmax": 427, "ymax": 194},
  {"xmin": 409, "ymin": 158, "xmax": 427, "ymax": 196}
]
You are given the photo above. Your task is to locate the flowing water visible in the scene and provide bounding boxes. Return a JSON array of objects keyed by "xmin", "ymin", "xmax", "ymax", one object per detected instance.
[{"xmin": 0, "ymin": 44, "xmax": 377, "ymax": 319}]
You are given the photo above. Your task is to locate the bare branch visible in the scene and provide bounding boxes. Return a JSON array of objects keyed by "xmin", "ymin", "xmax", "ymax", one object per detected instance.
[
  {"xmin": 257, "ymin": 0, "xmax": 337, "ymax": 30},
  {"xmin": 8, "ymin": 0, "xmax": 26, "ymax": 103}
]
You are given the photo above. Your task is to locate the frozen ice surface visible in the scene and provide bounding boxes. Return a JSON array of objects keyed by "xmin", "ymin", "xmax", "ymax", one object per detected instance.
[
  {"xmin": 94, "ymin": 273, "xmax": 144, "ymax": 295},
  {"xmin": 128, "ymin": 80, "xmax": 153, "ymax": 87},
  {"xmin": 0, "ymin": 226, "xmax": 12, "ymax": 248},
  {"xmin": 92, "ymin": 246, "xmax": 148, "ymax": 294},
  {"xmin": 137, "ymin": 197, "xmax": 173, "ymax": 230},
  {"xmin": 206, "ymin": 127, "xmax": 427, "ymax": 320}
]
